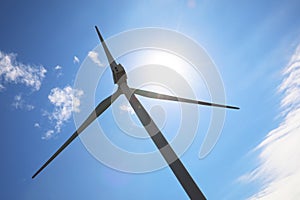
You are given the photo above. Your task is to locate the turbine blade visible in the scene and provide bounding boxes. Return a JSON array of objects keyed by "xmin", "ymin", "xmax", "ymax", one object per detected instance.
[
  {"xmin": 95, "ymin": 26, "xmax": 118, "ymax": 67},
  {"xmin": 32, "ymin": 90, "xmax": 121, "ymax": 179},
  {"xmin": 95, "ymin": 26, "xmax": 127, "ymax": 84},
  {"xmin": 132, "ymin": 88, "xmax": 239, "ymax": 110},
  {"xmin": 120, "ymin": 83, "xmax": 206, "ymax": 200}
]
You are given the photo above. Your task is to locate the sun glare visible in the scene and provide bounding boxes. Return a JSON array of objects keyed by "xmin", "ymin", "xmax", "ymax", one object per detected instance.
[{"xmin": 119, "ymin": 49, "xmax": 208, "ymax": 100}]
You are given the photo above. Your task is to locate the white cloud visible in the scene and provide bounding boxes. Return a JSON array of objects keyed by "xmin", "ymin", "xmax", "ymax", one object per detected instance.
[
  {"xmin": 120, "ymin": 104, "xmax": 135, "ymax": 115},
  {"xmin": 0, "ymin": 51, "xmax": 47, "ymax": 91},
  {"xmin": 12, "ymin": 94, "xmax": 22, "ymax": 109},
  {"xmin": 42, "ymin": 130, "xmax": 55, "ymax": 140},
  {"xmin": 241, "ymin": 44, "xmax": 300, "ymax": 199},
  {"xmin": 54, "ymin": 65, "xmax": 63, "ymax": 77},
  {"xmin": 54, "ymin": 65, "xmax": 62, "ymax": 70},
  {"xmin": 12, "ymin": 94, "xmax": 34, "ymax": 110},
  {"xmin": 27, "ymin": 104, "xmax": 35, "ymax": 110},
  {"xmin": 48, "ymin": 86, "xmax": 83, "ymax": 133},
  {"xmin": 88, "ymin": 51, "xmax": 104, "ymax": 67},
  {"xmin": 34, "ymin": 123, "xmax": 40, "ymax": 128},
  {"xmin": 0, "ymin": 83, "xmax": 4, "ymax": 91},
  {"xmin": 73, "ymin": 56, "xmax": 80, "ymax": 64}
]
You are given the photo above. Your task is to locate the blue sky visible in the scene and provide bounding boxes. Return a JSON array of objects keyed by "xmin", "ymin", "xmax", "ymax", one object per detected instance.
[{"xmin": 1, "ymin": 0, "xmax": 300, "ymax": 199}]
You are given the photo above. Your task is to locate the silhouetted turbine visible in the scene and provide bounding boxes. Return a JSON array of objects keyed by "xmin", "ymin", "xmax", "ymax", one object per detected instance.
[{"xmin": 33, "ymin": 26, "xmax": 240, "ymax": 200}]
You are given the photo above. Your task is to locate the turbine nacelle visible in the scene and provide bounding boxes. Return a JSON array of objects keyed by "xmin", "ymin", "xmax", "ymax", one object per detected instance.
[{"xmin": 112, "ymin": 63, "xmax": 127, "ymax": 84}]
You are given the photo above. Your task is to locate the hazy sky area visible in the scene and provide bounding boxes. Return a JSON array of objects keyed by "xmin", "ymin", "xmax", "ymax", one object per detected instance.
[{"xmin": 1, "ymin": 0, "xmax": 300, "ymax": 199}]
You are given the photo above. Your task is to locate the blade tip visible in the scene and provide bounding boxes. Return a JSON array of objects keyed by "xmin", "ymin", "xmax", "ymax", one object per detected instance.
[
  {"xmin": 95, "ymin": 26, "xmax": 104, "ymax": 42},
  {"xmin": 227, "ymin": 105, "xmax": 240, "ymax": 110}
]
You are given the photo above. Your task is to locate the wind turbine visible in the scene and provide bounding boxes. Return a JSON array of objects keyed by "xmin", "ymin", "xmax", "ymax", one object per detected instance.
[{"xmin": 32, "ymin": 26, "xmax": 239, "ymax": 200}]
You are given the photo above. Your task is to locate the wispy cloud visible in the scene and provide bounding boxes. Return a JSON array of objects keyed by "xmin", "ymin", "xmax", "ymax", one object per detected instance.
[
  {"xmin": 47, "ymin": 86, "xmax": 83, "ymax": 134},
  {"xmin": 240, "ymin": 44, "xmax": 300, "ymax": 199},
  {"xmin": 88, "ymin": 51, "xmax": 104, "ymax": 67},
  {"xmin": 54, "ymin": 65, "xmax": 63, "ymax": 77},
  {"xmin": 120, "ymin": 104, "xmax": 135, "ymax": 115},
  {"xmin": 42, "ymin": 130, "xmax": 55, "ymax": 140},
  {"xmin": 12, "ymin": 94, "xmax": 35, "ymax": 110},
  {"xmin": 0, "ymin": 50, "xmax": 47, "ymax": 91},
  {"xmin": 73, "ymin": 56, "xmax": 80, "ymax": 64}
]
